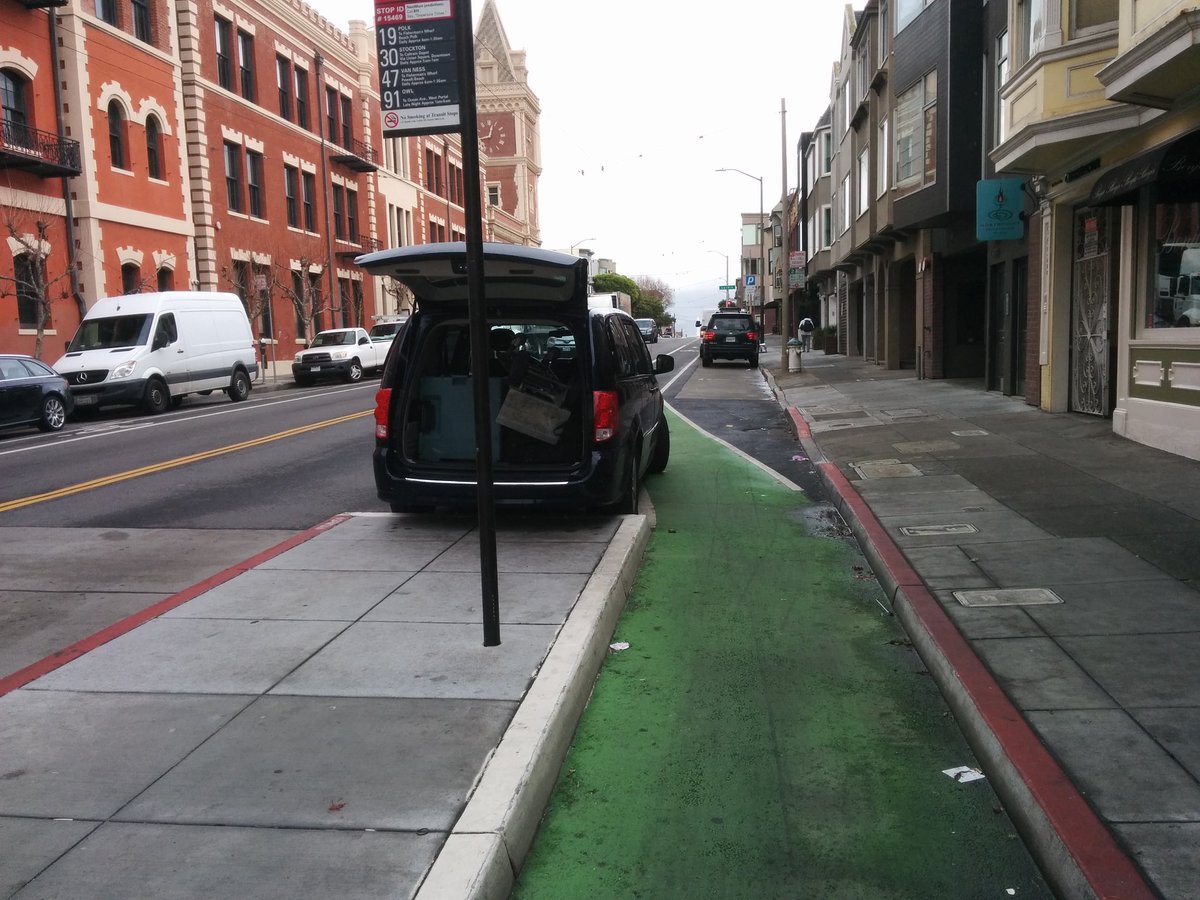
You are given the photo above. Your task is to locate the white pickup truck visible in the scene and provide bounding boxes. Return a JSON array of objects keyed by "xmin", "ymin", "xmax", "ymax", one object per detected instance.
[{"xmin": 292, "ymin": 327, "xmax": 386, "ymax": 385}]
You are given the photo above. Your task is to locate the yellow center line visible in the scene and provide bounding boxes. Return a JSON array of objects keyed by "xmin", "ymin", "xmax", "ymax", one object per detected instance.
[{"xmin": 0, "ymin": 410, "xmax": 372, "ymax": 514}]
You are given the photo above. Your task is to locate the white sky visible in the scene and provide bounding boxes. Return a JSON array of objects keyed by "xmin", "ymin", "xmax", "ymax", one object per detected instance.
[{"xmin": 306, "ymin": 0, "xmax": 854, "ymax": 330}]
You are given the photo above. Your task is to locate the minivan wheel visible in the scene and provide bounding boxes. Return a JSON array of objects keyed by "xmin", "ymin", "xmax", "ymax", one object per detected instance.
[
  {"xmin": 617, "ymin": 449, "xmax": 640, "ymax": 514},
  {"xmin": 143, "ymin": 378, "xmax": 170, "ymax": 414},
  {"xmin": 749, "ymin": 354, "xmax": 759, "ymax": 368},
  {"xmin": 701, "ymin": 352, "xmax": 712, "ymax": 368},
  {"xmin": 38, "ymin": 395, "xmax": 67, "ymax": 432},
  {"xmin": 345, "ymin": 360, "xmax": 364, "ymax": 383},
  {"xmin": 228, "ymin": 369, "xmax": 251, "ymax": 402},
  {"xmin": 647, "ymin": 415, "xmax": 670, "ymax": 474}
]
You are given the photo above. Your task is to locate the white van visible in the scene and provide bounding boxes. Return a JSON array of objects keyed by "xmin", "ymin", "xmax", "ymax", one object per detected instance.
[{"xmin": 54, "ymin": 291, "xmax": 257, "ymax": 414}]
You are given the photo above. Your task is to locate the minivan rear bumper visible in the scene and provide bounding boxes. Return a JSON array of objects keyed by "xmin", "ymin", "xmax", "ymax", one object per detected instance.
[{"xmin": 373, "ymin": 446, "xmax": 623, "ymax": 510}]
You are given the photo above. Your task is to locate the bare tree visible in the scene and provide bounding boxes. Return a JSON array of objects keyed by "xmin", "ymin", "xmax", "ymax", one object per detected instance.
[
  {"xmin": 267, "ymin": 254, "xmax": 332, "ymax": 343},
  {"xmin": 378, "ymin": 275, "xmax": 415, "ymax": 318},
  {"xmin": 0, "ymin": 212, "xmax": 75, "ymax": 360}
]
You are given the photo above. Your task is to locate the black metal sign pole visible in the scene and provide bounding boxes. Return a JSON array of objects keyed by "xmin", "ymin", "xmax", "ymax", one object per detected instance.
[{"xmin": 453, "ymin": 0, "xmax": 500, "ymax": 646}]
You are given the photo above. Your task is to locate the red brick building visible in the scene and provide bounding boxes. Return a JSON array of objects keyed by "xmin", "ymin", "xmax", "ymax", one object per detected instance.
[{"xmin": 1, "ymin": 0, "xmax": 540, "ymax": 359}]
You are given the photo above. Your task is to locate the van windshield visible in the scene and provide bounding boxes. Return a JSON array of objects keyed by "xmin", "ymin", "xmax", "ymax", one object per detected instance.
[{"xmin": 67, "ymin": 314, "xmax": 153, "ymax": 351}]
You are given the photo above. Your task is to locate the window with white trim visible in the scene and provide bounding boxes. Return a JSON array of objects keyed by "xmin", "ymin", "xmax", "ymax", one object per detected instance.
[
  {"xmin": 840, "ymin": 175, "xmax": 851, "ymax": 233},
  {"xmin": 857, "ymin": 148, "xmax": 870, "ymax": 217},
  {"xmin": 894, "ymin": 71, "xmax": 937, "ymax": 190},
  {"xmin": 877, "ymin": 117, "xmax": 889, "ymax": 197}
]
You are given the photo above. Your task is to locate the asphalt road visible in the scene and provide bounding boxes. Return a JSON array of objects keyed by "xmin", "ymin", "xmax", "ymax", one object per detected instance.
[
  {"xmin": 1, "ymin": 338, "xmax": 814, "ymax": 699},
  {"xmin": 0, "ymin": 379, "xmax": 385, "ymax": 679}
]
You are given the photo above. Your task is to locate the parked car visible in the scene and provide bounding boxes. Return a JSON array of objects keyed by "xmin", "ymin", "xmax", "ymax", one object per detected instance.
[
  {"xmin": 699, "ymin": 311, "xmax": 759, "ymax": 368},
  {"xmin": 368, "ymin": 318, "xmax": 408, "ymax": 345},
  {"xmin": 54, "ymin": 291, "xmax": 256, "ymax": 414},
  {"xmin": 0, "ymin": 354, "xmax": 74, "ymax": 433},
  {"xmin": 635, "ymin": 318, "xmax": 660, "ymax": 343},
  {"xmin": 292, "ymin": 327, "xmax": 386, "ymax": 385},
  {"xmin": 358, "ymin": 242, "xmax": 674, "ymax": 514}
]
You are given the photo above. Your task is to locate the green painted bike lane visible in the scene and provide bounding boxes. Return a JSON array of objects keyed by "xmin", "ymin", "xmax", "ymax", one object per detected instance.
[{"xmin": 512, "ymin": 410, "xmax": 1052, "ymax": 899}]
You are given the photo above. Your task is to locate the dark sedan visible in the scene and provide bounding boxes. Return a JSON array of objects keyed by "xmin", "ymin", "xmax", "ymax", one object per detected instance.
[{"xmin": 0, "ymin": 354, "xmax": 74, "ymax": 433}]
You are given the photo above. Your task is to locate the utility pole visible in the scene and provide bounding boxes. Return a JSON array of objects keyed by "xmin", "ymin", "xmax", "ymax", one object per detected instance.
[{"xmin": 779, "ymin": 98, "xmax": 791, "ymax": 371}]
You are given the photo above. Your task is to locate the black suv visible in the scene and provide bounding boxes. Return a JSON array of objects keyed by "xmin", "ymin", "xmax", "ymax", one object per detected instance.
[
  {"xmin": 699, "ymin": 311, "xmax": 759, "ymax": 368},
  {"xmin": 359, "ymin": 243, "xmax": 674, "ymax": 514}
]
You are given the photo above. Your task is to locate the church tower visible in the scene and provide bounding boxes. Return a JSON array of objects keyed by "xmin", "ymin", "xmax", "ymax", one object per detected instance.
[{"xmin": 474, "ymin": 0, "xmax": 542, "ymax": 246}]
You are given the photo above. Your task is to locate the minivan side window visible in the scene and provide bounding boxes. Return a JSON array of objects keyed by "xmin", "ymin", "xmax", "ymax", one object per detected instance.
[
  {"xmin": 608, "ymin": 317, "xmax": 650, "ymax": 377},
  {"xmin": 606, "ymin": 318, "xmax": 634, "ymax": 377},
  {"xmin": 153, "ymin": 313, "xmax": 178, "ymax": 349},
  {"xmin": 622, "ymin": 319, "xmax": 652, "ymax": 375}
]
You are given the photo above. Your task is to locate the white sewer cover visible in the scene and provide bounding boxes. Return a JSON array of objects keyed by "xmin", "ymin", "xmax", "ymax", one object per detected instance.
[
  {"xmin": 899, "ymin": 524, "xmax": 979, "ymax": 536},
  {"xmin": 951, "ymin": 429, "xmax": 990, "ymax": 436},
  {"xmin": 851, "ymin": 459, "xmax": 923, "ymax": 479},
  {"xmin": 953, "ymin": 588, "xmax": 1064, "ymax": 607}
]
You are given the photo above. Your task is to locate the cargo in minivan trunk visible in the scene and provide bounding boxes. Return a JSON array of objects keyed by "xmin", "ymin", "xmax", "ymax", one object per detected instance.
[{"xmin": 401, "ymin": 320, "xmax": 585, "ymax": 468}]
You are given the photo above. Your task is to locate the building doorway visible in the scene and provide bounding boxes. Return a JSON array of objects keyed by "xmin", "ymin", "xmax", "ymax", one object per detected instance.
[{"xmin": 1069, "ymin": 206, "xmax": 1117, "ymax": 416}]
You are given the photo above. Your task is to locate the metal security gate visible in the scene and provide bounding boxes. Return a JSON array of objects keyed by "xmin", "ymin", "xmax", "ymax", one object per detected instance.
[{"xmin": 1070, "ymin": 207, "xmax": 1115, "ymax": 416}]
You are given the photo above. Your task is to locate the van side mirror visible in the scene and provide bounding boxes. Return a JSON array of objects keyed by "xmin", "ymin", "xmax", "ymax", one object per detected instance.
[
  {"xmin": 359, "ymin": 336, "xmax": 369, "ymax": 345},
  {"xmin": 152, "ymin": 334, "xmax": 168, "ymax": 351}
]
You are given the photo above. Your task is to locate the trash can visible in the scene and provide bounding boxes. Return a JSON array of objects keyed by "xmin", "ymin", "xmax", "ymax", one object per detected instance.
[{"xmin": 787, "ymin": 339, "xmax": 802, "ymax": 373}]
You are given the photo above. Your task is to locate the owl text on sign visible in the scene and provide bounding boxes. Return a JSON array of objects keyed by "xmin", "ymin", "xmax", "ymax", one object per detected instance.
[{"xmin": 375, "ymin": 0, "xmax": 459, "ymax": 135}]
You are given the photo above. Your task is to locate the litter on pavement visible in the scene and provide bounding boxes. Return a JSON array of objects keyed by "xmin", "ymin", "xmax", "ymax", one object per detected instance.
[{"xmin": 943, "ymin": 765, "xmax": 986, "ymax": 783}]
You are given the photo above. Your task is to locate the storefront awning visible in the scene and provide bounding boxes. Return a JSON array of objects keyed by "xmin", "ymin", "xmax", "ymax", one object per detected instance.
[{"xmin": 1089, "ymin": 128, "xmax": 1200, "ymax": 206}]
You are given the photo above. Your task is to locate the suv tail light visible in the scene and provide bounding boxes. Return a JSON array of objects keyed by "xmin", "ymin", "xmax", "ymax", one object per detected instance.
[
  {"xmin": 373, "ymin": 388, "xmax": 391, "ymax": 439},
  {"xmin": 746, "ymin": 330, "xmax": 758, "ymax": 342},
  {"xmin": 701, "ymin": 329, "xmax": 715, "ymax": 342},
  {"xmin": 593, "ymin": 390, "xmax": 618, "ymax": 442}
]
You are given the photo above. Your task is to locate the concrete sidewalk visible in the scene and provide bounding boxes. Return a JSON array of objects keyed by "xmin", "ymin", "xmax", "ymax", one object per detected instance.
[
  {"xmin": 0, "ymin": 512, "xmax": 649, "ymax": 899},
  {"xmin": 763, "ymin": 345, "xmax": 1200, "ymax": 899}
]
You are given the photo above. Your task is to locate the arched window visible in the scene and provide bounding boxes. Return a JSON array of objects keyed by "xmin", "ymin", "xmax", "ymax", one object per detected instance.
[
  {"xmin": 157, "ymin": 266, "xmax": 173, "ymax": 291},
  {"xmin": 145, "ymin": 115, "xmax": 162, "ymax": 179},
  {"xmin": 108, "ymin": 100, "xmax": 126, "ymax": 169},
  {"xmin": 122, "ymin": 262, "xmax": 141, "ymax": 293},
  {"xmin": 1, "ymin": 69, "xmax": 30, "ymax": 148},
  {"xmin": 14, "ymin": 253, "xmax": 46, "ymax": 328}
]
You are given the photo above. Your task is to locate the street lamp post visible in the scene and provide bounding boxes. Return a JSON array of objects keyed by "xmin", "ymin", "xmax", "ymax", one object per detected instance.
[
  {"xmin": 716, "ymin": 167, "xmax": 765, "ymax": 343},
  {"xmin": 569, "ymin": 236, "xmax": 596, "ymax": 255}
]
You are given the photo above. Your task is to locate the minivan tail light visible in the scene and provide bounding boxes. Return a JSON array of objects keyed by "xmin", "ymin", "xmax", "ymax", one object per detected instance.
[
  {"xmin": 374, "ymin": 387, "xmax": 391, "ymax": 439},
  {"xmin": 593, "ymin": 390, "xmax": 618, "ymax": 442}
]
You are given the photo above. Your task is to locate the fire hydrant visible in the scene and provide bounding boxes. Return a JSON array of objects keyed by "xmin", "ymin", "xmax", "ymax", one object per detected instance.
[{"xmin": 787, "ymin": 338, "xmax": 803, "ymax": 373}]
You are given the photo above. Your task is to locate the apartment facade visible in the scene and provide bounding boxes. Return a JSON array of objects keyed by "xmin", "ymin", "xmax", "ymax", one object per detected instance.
[
  {"xmin": 995, "ymin": 0, "xmax": 1200, "ymax": 459},
  {"xmin": 1, "ymin": 0, "xmax": 540, "ymax": 358},
  {"xmin": 792, "ymin": 0, "xmax": 1200, "ymax": 461}
]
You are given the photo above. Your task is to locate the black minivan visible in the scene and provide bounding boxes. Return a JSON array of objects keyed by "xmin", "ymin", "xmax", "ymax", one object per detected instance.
[{"xmin": 358, "ymin": 243, "xmax": 674, "ymax": 514}]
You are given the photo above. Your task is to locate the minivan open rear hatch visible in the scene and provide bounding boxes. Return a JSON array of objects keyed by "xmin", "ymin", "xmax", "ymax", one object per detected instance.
[{"xmin": 356, "ymin": 242, "xmax": 589, "ymax": 312}]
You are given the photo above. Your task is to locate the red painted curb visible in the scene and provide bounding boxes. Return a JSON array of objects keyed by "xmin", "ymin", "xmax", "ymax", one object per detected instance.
[
  {"xmin": 787, "ymin": 406, "xmax": 811, "ymax": 440},
  {"xmin": 0, "ymin": 514, "xmax": 352, "ymax": 697},
  {"xmin": 818, "ymin": 457, "xmax": 1154, "ymax": 899}
]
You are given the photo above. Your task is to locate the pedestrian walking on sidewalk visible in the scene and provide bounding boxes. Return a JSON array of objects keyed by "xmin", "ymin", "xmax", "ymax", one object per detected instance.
[{"xmin": 798, "ymin": 316, "xmax": 815, "ymax": 352}]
